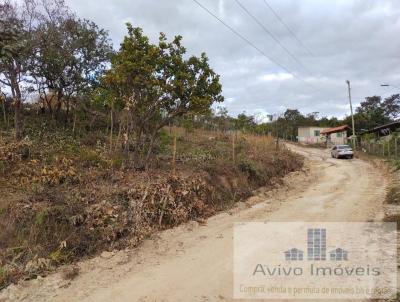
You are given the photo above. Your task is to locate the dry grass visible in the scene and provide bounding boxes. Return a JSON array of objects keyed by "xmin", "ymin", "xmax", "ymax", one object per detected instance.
[
  {"xmin": 0, "ymin": 127, "xmax": 303, "ymax": 288},
  {"xmin": 383, "ymin": 162, "xmax": 400, "ymax": 230},
  {"xmin": 385, "ymin": 185, "xmax": 400, "ymax": 204},
  {"xmin": 61, "ymin": 266, "xmax": 79, "ymax": 280}
]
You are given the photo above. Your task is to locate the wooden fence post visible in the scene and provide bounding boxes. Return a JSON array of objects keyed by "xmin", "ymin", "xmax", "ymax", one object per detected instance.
[
  {"xmin": 232, "ymin": 133, "xmax": 235, "ymax": 162},
  {"xmin": 171, "ymin": 134, "xmax": 177, "ymax": 176}
]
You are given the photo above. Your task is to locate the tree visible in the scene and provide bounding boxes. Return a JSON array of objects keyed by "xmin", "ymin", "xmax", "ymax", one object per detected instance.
[
  {"xmin": 0, "ymin": 0, "xmax": 35, "ymax": 139},
  {"xmin": 104, "ymin": 24, "xmax": 223, "ymax": 169},
  {"xmin": 382, "ymin": 94, "xmax": 400, "ymax": 119},
  {"xmin": 91, "ymin": 86, "xmax": 125, "ymax": 150},
  {"xmin": 215, "ymin": 106, "xmax": 231, "ymax": 131},
  {"xmin": 318, "ymin": 116, "xmax": 340, "ymax": 127},
  {"xmin": 281, "ymin": 109, "xmax": 304, "ymax": 138},
  {"xmin": 235, "ymin": 112, "xmax": 256, "ymax": 132},
  {"xmin": 355, "ymin": 96, "xmax": 390, "ymax": 130},
  {"xmin": 30, "ymin": 9, "xmax": 113, "ymax": 121}
]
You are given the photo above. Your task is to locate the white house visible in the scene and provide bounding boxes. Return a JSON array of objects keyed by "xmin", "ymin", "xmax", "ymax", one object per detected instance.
[
  {"xmin": 298, "ymin": 125, "xmax": 349, "ymax": 145},
  {"xmin": 297, "ymin": 126, "xmax": 327, "ymax": 144}
]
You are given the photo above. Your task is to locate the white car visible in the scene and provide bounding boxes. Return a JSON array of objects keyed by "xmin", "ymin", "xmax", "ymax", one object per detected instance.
[{"xmin": 331, "ymin": 144, "xmax": 354, "ymax": 159}]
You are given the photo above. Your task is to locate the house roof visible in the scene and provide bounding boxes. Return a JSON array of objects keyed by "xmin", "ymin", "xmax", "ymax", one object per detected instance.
[
  {"xmin": 360, "ymin": 120, "xmax": 400, "ymax": 136},
  {"xmin": 320, "ymin": 125, "xmax": 350, "ymax": 135}
]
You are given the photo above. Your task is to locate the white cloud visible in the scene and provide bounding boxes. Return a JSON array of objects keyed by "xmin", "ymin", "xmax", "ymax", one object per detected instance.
[
  {"xmin": 218, "ymin": 0, "xmax": 225, "ymax": 18},
  {"xmin": 65, "ymin": 0, "xmax": 400, "ymax": 118},
  {"xmin": 258, "ymin": 73, "xmax": 294, "ymax": 82},
  {"xmin": 253, "ymin": 109, "xmax": 272, "ymax": 123}
]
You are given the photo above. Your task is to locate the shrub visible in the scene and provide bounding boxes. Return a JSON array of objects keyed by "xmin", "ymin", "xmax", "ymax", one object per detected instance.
[
  {"xmin": 36, "ymin": 157, "xmax": 79, "ymax": 185},
  {"xmin": 158, "ymin": 129, "xmax": 172, "ymax": 153},
  {"xmin": 385, "ymin": 185, "xmax": 400, "ymax": 204},
  {"xmin": 79, "ymin": 149, "xmax": 108, "ymax": 168},
  {"xmin": 111, "ymin": 153, "xmax": 124, "ymax": 169},
  {"xmin": 238, "ymin": 158, "xmax": 264, "ymax": 184},
  {"xmin": 35, "ymin": 209, "xmax": 48, "ymax": 225},
  {"xmin": 0, "ymin": 127, "xmax": 304, "ymax": 289}
]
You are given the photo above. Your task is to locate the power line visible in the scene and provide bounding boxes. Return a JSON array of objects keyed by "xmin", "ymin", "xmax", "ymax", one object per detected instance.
[
  {"xmin": 191, "ymin": 0, "xmax": 323, "ymax": 94},
  {"xmin": 234, "ymin": 0, "xmax": 313, "ymax": 76},
  {"xmin": 191, "ymin": 0, "xmax": 298, "ymax": 79},
  {"xmin": 262, "ymin": 0, "xmax": 315, "ymax": 57}
]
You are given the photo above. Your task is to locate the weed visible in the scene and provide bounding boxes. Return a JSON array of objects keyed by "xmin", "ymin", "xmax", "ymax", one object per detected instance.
[
  {"xmin": 391, "ymin": 160, "xmax": 400, "ymax": 171},
  {"xmin": 79, "ymin": 149, "xmax": 107, "ymax": 168},
  {"xmin": 36, "ymin": 157, "xmax": 79, "ymax": 185},
  {"xmin": 0, "ymin": 266, "xmax": 8, "ymax": 288},
  {"xmin": 111, "ymin": 153, "xmax": 124, "ymax": 169},
  {"xmin": 49, "ymin": 249, "xmax": 70, "ymax": 264},
  {"xmin": 385, "ymin": 185, "xmax": 400, "ymax": 204},
  {"xmin": 159, "ymin": 129, "xmax": 172, "ymax": 150},
  {"xmin": 238, "ymin": 158, "xmax": 264, "ymax": 184},
  {"xmin": 35, "ymin": 209, "xmax": 48, "ymax": 225},
  {"xmin": 0, "ymin": 127, "xmax": 303, "ymax": 289},
  {"xmin": 61, "ymin": 266, "xmax": 79, "ymax": 280}
]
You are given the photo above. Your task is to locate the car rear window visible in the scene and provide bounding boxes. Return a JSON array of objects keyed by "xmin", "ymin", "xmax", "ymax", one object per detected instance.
[{"xmin": 338, "ymin": 145, "xmax": 351, "ymax": 149}]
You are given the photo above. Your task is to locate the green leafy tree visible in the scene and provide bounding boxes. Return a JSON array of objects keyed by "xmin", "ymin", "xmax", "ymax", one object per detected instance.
[
  {"xmin": 355, "ymin": 96, "xmax": 390, "ymax": 130},
  {"xmin": 254, "ymin": 122, "xmax": 270, "ymax": 135},
  {"xmin": 215, "ymin": 106, "xmax": 232, "ymax": 132},
  {"xmin": 104, "ymin": 24, "xmax": 223, "ymax": 168},
  {"xmin": 30, "ymin": 12, "xmax": 113, "ymax": 121},
  {"xmin": 0, "ymin": 0, "xmax": 35, "ymax": 139},
  {"xmin": 281, "ymin": 109, "xmax": 304, "ymax": 138},
  {"xmin": 382, "ymin": 94, "xmax": 400, "ymax": 119},
  {"xmin": 235, "ymin": 112, "xmax": 256, "ymax": 132}
]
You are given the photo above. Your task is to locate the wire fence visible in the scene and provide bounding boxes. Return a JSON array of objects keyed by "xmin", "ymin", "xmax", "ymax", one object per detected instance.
[{"xmin": 359, "ymin": 137, "xmax": 400, "ymax": 159}]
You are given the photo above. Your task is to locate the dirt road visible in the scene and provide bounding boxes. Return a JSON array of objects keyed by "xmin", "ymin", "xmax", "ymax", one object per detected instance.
[{"xmin": 1, "ymin": 145, "xmax": 389, "ymax": 302}]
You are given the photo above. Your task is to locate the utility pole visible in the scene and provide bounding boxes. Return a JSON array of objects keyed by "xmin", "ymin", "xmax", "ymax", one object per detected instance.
[
  {"xmin": 267, "ymin": 114, "xmax": 279, "ymax": 150},
  {"xmin": 346, "ymin": 80, "xmax": 356, "ymax": 147},
  {"xmin": 275, "ymin": 116, "xmax": 279, "ymax": 150}
]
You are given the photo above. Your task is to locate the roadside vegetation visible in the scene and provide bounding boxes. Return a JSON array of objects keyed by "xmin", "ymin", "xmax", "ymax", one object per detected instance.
[
  {"xmin": 0, "ymin": 118, "xmax": 303, "ymax": 288},
  {"xmin": 383, "ymin": 160, "xmax": 400, "ymax": 229},
  {"xmin": 0, "ymin": 0, "xmax": 304, "ymax": 288}
]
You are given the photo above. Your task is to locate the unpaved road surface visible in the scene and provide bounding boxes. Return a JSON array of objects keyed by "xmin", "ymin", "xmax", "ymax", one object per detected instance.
[{"xmin": 1, "ymin": 145, "xmax": 390, "ymax": 302}]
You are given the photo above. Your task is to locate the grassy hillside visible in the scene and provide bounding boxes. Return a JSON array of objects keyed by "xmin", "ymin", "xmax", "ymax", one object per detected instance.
[{"xmin": 0, "ymin": 122, "xmax": 303, "ymax": 288}]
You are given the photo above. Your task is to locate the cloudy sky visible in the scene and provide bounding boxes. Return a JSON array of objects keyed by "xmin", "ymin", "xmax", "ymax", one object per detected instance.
[{"xmin": 66, "ymin": 0, "xmax": 400, "ymax": 119}]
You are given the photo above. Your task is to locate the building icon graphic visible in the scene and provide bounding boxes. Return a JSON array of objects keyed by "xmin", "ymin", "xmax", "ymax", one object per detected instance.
[
  {"xmin": 284, "ymin": 228, "xmax": 348, "ymax": 261},
  {"xmin": 329, "ymin": 248, "xmax": 348, "ymax": 261},
  {"xmin": 284, "ymin": 248, "xmax": 304, "ymax": 261},
  {"xmin": 307, "ymin": 228, "xmax": 326, "ymax": 261}
]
